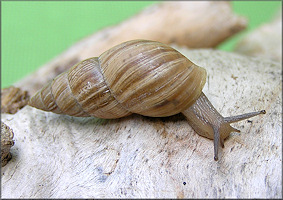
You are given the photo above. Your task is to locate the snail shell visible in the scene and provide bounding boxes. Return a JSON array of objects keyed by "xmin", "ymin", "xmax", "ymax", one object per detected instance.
[
  {"xmin": 29, "ymin": 39, "xmax": 265, "ymax": 161},
  {"xmin": 30, "ymin": 40, "xmax": 206, "ymax": 119}
]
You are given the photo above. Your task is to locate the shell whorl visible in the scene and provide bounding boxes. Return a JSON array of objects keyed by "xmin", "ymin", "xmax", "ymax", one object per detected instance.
[
  {"xmin": 29, "ymin": 57, "xmax": 130, "ymax": 118},
  {"xmin": 29, "ymin": 40, "xmax": 207, "ymax": 118}
]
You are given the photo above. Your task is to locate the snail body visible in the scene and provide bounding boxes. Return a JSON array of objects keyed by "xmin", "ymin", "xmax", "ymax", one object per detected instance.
[{"xmin": 29, "ymin": 40, "xmax": 265, "ymax": 161}]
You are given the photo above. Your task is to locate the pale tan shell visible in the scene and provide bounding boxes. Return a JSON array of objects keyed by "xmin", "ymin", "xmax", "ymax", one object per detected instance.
[{"xmin": 29, "ymin": 40, "xmax": 207, "ymax": 118}]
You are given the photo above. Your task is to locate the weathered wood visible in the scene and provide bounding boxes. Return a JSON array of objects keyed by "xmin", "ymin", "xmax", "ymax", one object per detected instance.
[
  {"xmin": 1, "ymin": 86, "xmax": 30, "ymax": 114},
  {"xmin": 1, "ymin": 122, "xmax": 15, "ymax": 167},
  {"xmin": 2, "ymin": 49, "xmax": 281, "ymax": 198},
  {"xmin": 14, "ymin": 1, "xmax": 246, "ymax": 96},
  {"xmin": 235, "ymin": 9, "xmax": 282, "ymax": 62}
]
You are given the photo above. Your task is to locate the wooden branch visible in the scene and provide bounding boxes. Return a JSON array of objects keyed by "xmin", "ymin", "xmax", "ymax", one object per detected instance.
[
  {"xmin": 2, "ymin": 48, "xmax": 281, "ymax": 198},
  {"xmin": 14, "ymin": 1, "xmax": 247, "ymax": 96},
  {"xmin": 235, "ymin": 9, "xmax": 282, "ymax": 62}
]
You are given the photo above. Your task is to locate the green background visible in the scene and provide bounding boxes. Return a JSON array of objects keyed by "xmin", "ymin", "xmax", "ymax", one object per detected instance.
[{"xmin": 1, "ymin": 1, "xmax": 281, "ymax": 88}]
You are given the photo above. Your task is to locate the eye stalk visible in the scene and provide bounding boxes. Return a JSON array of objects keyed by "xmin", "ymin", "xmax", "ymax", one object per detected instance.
[{"xmin": 182, "ymin": 92, "xmax": 265, "ymax": 161}]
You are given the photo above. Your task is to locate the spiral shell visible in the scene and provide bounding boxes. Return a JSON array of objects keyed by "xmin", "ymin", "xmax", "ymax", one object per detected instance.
[{"xmin": 29, "ymin": 40, "xmax": 207, "ymax": 118}]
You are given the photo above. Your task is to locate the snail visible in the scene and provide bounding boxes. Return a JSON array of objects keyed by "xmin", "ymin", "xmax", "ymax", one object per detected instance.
[{"xmin": 29, "ymin": 39, "xmax": 265, "ymax": 161}]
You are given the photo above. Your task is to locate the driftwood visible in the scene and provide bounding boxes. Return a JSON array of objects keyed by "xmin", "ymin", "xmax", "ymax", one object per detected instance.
[
  {"xmin": 235, "ymin": 8, "xmax": 282, "ymax": 62},
  {"xmin": 1, "ymin": 86, "xmax": 30, "ymax": 114},
  {"xmin": 1, "ymin": 48, "xmax": 281, "ymax": 198},
  {"xmin": 1, "ymin": 122, "xmax": 15, "ymax": 167},
  {"xmin": 14, "ymin": 1, "xmax": 247, "ymax": 96}
]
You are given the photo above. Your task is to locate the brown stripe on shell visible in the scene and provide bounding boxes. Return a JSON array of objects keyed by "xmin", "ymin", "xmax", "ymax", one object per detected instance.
[
  {"xmin": 120, "ymin": 58, "xmax": 204, "ymax": 117},
  {"xmin": 100, "ymin": 47, "xmax": 179, "ymax": 97},
  {"xmin": 100, "ymin": 41, "xmax": 170, "ymax": 85},
  {"xmin": 29, "ymin": 81, "xmax": 63, "ymax": 114},
  {"xmin": 29, "ymin": 89, "xmax": 49, "ymax": 112},
  {"xmin": 112, "ymin": 55, "xmax": 187, "ymax": 103},
  {"xmin": 51, "ymin": 72, "xmax": 90, "ymax": 117},
  {"xmin": 127, "ymin": 58, "xmax": 192, "ymax": 115},
  {"xmin": 99, "ymin": 40, "xmax": 206, "ymax": 117},
  {"xmin": 99, "ymin": 40, "xmax": 176, "ymax": 98},
  {"xmin": 99, "ymin": 40, "xmax": 147, "ymax": 68},
  {"xmin": 40, "ymin": 83, "xmax": 62, "ymax": 114},
  {"xmin": 115, "ymin": 51, "xmax": 187, "ymax": 97},
  {"xmin": 67, "ymin": 57, "xmax": 131, "ymax": 119}
]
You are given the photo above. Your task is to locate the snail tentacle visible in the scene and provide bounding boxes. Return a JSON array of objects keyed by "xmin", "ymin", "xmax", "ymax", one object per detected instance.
[
  {"xmin": 213, "ymin": 126, "xmax": 220, "ymax": 161},
  {"xmin": 224, "ymin": 110, "xmax": 266, "ymax": 123}
]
